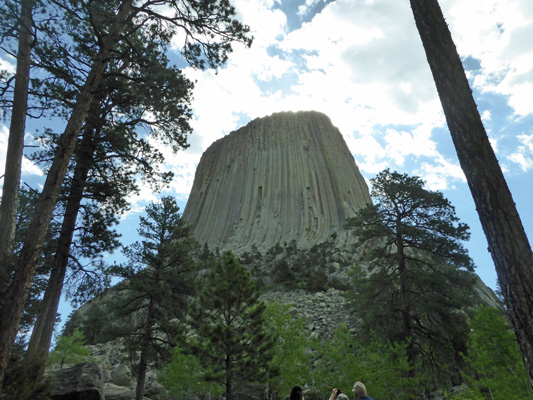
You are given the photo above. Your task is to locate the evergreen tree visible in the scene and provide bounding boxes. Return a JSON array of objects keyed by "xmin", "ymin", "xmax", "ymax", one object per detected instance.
[
  {"xmin": 0, "ymin": 0, "xmax": 34, "ymax": 277},
  {"xmin": 0, "ymin": 0, "xmax": 252, "ymax": 385},
  {"xmin": 110, "ymin": 197, "xmax": 197, "ymax": 400},
  {"xmin": 409, "ymin": 0, "xmax": 533, "ymax": 387},
  {"xmin": 185, "ymin": 251, "xmax": 275, "ymax": 400},
  {"xmin": 22, "ymin": 13, "xmax": 195, "ymax": 382},
  {"xmin": 346, "ymin": 169, "xmax": 479, "ymax": 385}
]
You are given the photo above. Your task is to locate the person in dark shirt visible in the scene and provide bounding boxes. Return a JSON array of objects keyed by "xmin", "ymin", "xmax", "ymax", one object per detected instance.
[{"xmin": 290, "ymin": 386, "xmax": 304, "ymax": 400}]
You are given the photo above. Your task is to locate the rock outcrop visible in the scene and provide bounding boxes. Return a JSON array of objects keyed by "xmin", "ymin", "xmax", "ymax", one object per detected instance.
[
  {"xmin": 49, "ymin": 362, "xmax": 105, "ymax": 400},
  {"xmin": 183, "ymin": 111, "xmax": 371, "ymax": 253}
]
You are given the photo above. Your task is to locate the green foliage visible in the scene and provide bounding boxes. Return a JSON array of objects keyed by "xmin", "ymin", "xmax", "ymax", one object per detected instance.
[
  {"xmin": 444, "ymin": 387, "xmax": 484, "ymax": 400},
  {"xmin": 345, "ymin": 169, "xmax": 479, "ymax": 384},
  {"xmin": 241, "ymin": 236, "xmax": 355, "ymax": 292},
  {"xmin": 462, "ymin": 305, "xmax": 532, "ymax": 400},
  {"xmin": 109, "ymin": 196, "xmax": 197, "ymax": 366},
  {"xmin": 47, "ymin": 328, "xmax": 92, "ymax": 368},
  {"xmin": 311, "ymin": 323, "xmax": 359, "ymax": 394},
  {"xmin": 264, "ymin": 302, "xmax": 314, "ymax": 396},
  {"xmin": 159, "ymin": 345, "xmax": 224, "ymax": 399},
  {"xmin": 184, "ymin": 251, "xmax": 275, "ymax": 400},
  {"xmin": 311, "ymin": 325, "xmax": 419, "ymax": 400},
  {"xmin": 353, "ymin": 333, "xmax": 422, "ymax": 400}
]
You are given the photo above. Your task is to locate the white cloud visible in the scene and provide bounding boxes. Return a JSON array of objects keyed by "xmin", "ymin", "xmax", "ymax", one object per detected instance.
[
  {"xmin": 0, "ymin": 125, "xmax": 43, "ymax": 196},
  {"xmin": 443, "ymin": 0, "xmax": 533, "ymax": 117},
  {"xmin": 416, "ymin": 156, "xmax": 466, "ymax": 191},
  {"xmin": 383, "ymin": 125, "xmax": 438, "ymax": 166},
  {"xmin": 508, "ymin": 134, "xmax": 533, "ymax": 171},
  {"xmin": 0, "ymin": 56, "xmax": 15, "ymax": 74},
  {"xmin": 297, "ymin": 0, "xmax": 322, "ymax": 17}
]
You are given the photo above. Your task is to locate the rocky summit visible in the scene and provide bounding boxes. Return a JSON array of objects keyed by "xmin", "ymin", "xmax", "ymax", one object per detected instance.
[{"xmin": 183, "ymin": 111, "xmax": 372, "ymax": 253}]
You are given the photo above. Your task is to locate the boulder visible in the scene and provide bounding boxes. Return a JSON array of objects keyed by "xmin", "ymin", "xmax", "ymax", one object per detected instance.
[
  {"xmin": 110, "ymin": 364, "xmax": 132, "ymax": 387},
  {"xmin": 49, "ymin": 362, "xmax": 104, "ymax": 400}
]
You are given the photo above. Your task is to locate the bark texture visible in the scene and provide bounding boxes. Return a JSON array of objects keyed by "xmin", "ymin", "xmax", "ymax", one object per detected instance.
[
  {"xmin": 0, "ymin": 0, "xmax": 135, "ymax": 386},
  {"xmin": 183, "ymin": 111, "xmax": 371, "ymax": 253},
  {"xmin": 409, "ymin": 0, "xmax": 533, "ymax": 388},
  {"xmin": 0, "ymin": 0, "xmax": 34, "ymax": 290},
  {"xmin": 23, "ymin": 111, "xmax": 99, "ymax": 386}
]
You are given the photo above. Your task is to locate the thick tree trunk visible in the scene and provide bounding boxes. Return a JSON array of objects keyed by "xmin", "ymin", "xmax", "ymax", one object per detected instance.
[
  {"xmin": 0, "ymin": 0, "xmax": 34, "ymax": 291},
  {"xmin": 409, "ymin": 0, "xmax": 533, "ymax": 388},
  {"xmin": 23, "ymin": 113, "xmax": 99, "ymax": 386},
  {"xmin": 0, "ymin": 0, "xmax": 134, "ymax": 386}
]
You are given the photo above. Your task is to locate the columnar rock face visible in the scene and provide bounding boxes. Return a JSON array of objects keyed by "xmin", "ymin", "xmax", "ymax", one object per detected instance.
[{"xmin": 183, "ymin": 111, "xmax": 372, "ymax": 253}]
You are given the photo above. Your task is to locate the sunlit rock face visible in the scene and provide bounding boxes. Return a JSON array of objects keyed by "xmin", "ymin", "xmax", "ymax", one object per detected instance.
[{"xmin": 182, "ymin": 111, "xmax": 372, "ymax": 253}]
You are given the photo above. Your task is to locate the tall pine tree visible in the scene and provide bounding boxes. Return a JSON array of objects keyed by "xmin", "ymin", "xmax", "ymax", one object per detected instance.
[
  {"xmin": 408, "ymin": 0, "xmax": 533, "ymax": 387},
  {"xmin": 0, "ymin": 0, "xmax": 252, "ymax": 384},
  {"xmin": 346, "ymin": 169, "xmax": 479, "ymax": 387},
  {"xmin": 110, "ymin": 197, "xmax": 197, "ymax": 400},
  {"xmin": 185, "ymin": 251, "xmax": 275, "ymax": 400}
]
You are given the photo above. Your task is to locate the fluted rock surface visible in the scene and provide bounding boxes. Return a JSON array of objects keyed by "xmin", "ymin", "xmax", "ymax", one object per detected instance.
[{"xmin": 183, "ymin": 111, "xmax": 372, "ymax": 253}]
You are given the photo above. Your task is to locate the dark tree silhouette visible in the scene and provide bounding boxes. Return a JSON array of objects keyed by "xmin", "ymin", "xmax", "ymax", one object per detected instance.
[
  {"xmin": 409, "ymin": 0, "xmax": 533, "ymax": 388},
  {"xmin": 346, "ymin": 170, "xmax": 478, "ymax": 384}
]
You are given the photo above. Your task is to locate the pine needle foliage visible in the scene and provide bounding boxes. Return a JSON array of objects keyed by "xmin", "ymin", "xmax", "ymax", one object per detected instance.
[
  {"xmin": 109, "ymin": 196, "xmax": 197, "ymax": 400},
  {"xmin": 345, "ymin": 169, "xmax": 479, "ymax": 386},
  {"xmin": 184, "ymin": 251, "xmax": 275, "ymax": 400}
]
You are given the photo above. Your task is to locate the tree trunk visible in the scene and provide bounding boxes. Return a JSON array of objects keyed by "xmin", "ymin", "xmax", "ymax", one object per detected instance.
[
  {"xmin": 0, "ymin": 0, "xmax": 134, "ymax": 386},
  {"xmin": 0, "ymin": 0, "xmax": 34, "ymax": 291},
  {"xmin": 225, "ymin": 353, "xmax": 233, "ymax": 400},
  {"xmin": 396, "ymin": 226, "xmax": 415, "ymax": 373},
  {"xmin": 135, "ymin": 342, "xmax": 149, "ymax": 400},
  {"xmin": 409, "ymin": 0, "xmax": 533, "ymax": 388},
  {"xmin": 23, "ymin": 110, "xmax": 100, "ymax": 386},
  {"xmin": 136, "ymin": 296, "xmax": 157, "ymax": 400}
]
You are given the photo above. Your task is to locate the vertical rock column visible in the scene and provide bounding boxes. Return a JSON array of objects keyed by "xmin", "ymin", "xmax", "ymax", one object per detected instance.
[{"xmin": 182, "ymin": 111, "xmax": 372, "ymax": 253}]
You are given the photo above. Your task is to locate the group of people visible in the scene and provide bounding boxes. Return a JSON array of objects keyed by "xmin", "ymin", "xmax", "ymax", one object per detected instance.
[{"xmin": 290, "ymin": 382, "xmax": 374, "ymax": 400}]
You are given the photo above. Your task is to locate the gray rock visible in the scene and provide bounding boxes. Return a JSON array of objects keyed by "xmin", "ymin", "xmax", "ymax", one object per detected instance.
[
  {"xmin": 49, "ymin": 362, "xmax": 104, "ymax": 400},
  {"xmin": 110, "ymin": 364, "xmax": 132, "ymax": 387},
  {"xmin": 183, "ymin": 111, "xmax": 372, "ymax": 254},
  {"xmin": 103, "ymin": 383, "xmax": 138, "ymax": 400}
]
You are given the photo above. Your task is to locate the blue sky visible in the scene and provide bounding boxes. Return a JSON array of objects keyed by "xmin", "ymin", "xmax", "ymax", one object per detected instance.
[{"xmin": 2, "ymin": 0, "xmax": 533, "ymax": 306}]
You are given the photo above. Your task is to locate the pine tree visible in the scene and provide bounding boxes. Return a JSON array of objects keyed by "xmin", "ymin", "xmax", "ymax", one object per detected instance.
[
  {"xmin": 408, "ymin": 0, "xmax": 533, "ymax": 387},
  {"xmin": 0, "ymin": 0, "xmax": 252, "ymax": 384},
  {"xmin": 110, "ymin": 197, "xmax": 197, "ymax": 400},
  {"xmin": 185, "ymin": 251, "xmax": 275, "ymax": 400},
  {"xmin": 346, "ymin": 169, "xmax": 479, "ymax": 385},
  {"xmin": 23, "ymin": 17, "xmax": 195, "ymax": 383}
]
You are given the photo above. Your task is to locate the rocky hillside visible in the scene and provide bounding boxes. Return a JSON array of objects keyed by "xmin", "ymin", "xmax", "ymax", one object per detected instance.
[{"xmin": 183, "ymin": 111, "xmax": 371, "ymax": 253}]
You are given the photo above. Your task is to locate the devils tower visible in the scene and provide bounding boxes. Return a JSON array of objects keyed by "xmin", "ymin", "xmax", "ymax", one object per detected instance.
[{"xmin": 183, "ymin": 111, "xmax": 371, "ymax": 253}]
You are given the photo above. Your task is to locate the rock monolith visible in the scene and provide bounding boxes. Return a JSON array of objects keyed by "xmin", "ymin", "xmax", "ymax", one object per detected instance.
[{"xmin": 183, "ymin": 111, "xmax": 371, "ymax": 253}]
